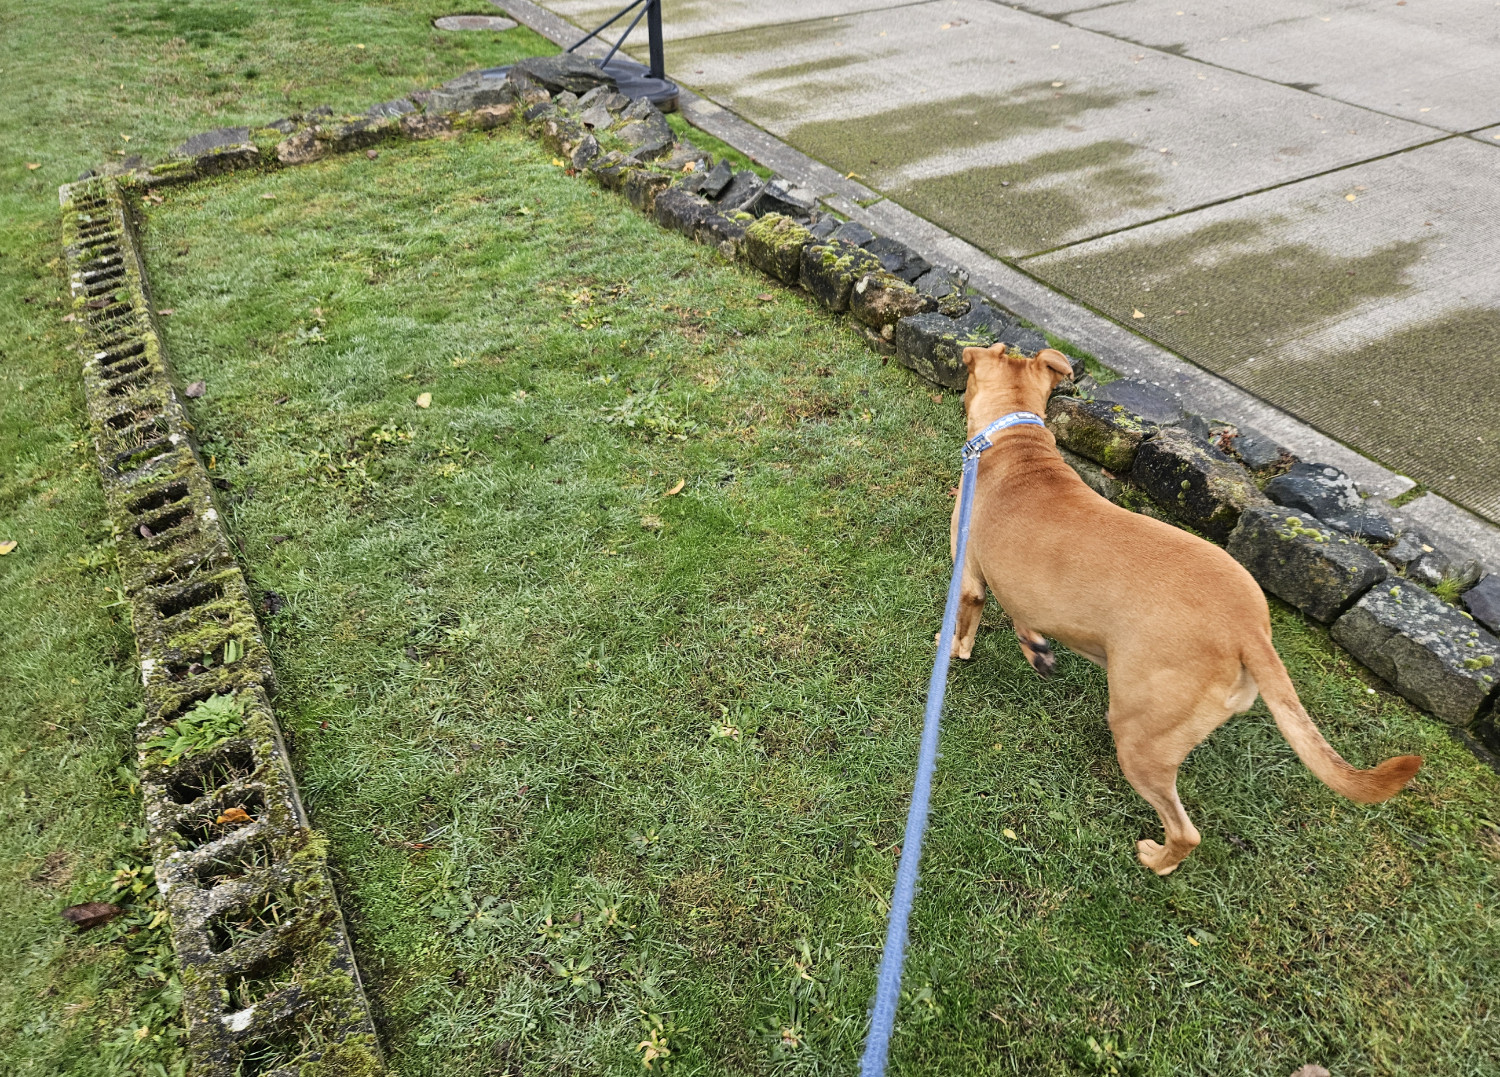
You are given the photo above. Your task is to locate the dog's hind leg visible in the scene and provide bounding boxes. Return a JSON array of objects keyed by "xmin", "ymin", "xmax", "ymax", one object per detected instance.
[
  {"xmin": 1110, "ymin": 689, "xmax": 1233, "ymax": 874},
  {"xmin": 1119, "ymin": 750, "xmax": 1200, "ymax": 876}
]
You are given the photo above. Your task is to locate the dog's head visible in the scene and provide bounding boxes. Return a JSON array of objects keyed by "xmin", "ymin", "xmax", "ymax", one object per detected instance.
[{"xmin": 961, "ymin": 344, "xmax": 1074, "ymax": 422}]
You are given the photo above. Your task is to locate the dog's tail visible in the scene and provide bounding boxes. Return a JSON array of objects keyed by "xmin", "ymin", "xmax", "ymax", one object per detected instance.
[{"xmin": 1242, "ymin": 634, "xmax": 1421, "ymax": 803}]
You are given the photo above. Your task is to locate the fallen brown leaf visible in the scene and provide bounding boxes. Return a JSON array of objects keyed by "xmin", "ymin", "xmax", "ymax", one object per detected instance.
[
  {"xmin": 184, "ymin": 379, "xmax": 205, "ymax": 398},
  {"xmin": 216, "ymin": 806, "xmax": 252, "ymax": 825},
  {"xmin": 415, "ymin": 392, "xmax": 432, "ymax": 408},
  {"xmin": 757, "ymin": 293, "xmax": 773, "ymax": 302},
  {"xmin": 86, "ymin": 298, "xmax": 109, "ymax": 309},
  {"xmin": 366, "ymin": 149, "xmax": 379, "ymax": 160},
  {"xmin": 1131, "ymin": 309, "xmax": 1146, "ymax": 319},
  {"xmin": 0, "ymin": 540, "xmax": 17, "ymax": 556},
  {"xmin": 62, "ymin": 901, "xmax": 122, "ymax": 931},
  {"xmin": 663, "ymin": 478, "xmax": 686, "ymax": 497},
  {"xmin": 26, "ymin": 162, "xmax": 41, "ymax": 170},
  {"xmin": 156, "ymin": 308, "xmax": 174, "ymax": 316}
]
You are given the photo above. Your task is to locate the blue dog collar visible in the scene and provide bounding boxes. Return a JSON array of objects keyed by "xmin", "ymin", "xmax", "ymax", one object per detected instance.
[{"xmin": 962, "ymin": 410, "xmax": 1044, "ymax": 461}]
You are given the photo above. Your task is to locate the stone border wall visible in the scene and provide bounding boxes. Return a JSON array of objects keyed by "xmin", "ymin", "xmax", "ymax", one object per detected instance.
[
  {"xmin": 59, "ymin": 178, "xmax": 382, "ymax": 1077},
  {"xmin": 58, "ymin": 59, "xmax": 1499, "ymax": 1071}
]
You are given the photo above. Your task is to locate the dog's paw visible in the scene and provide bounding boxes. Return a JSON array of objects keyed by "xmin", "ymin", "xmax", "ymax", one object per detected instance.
[
  {"xmin": 1135, "ymin": 839, "xmax": 1179, "ymax": 876},
  {"xmin": 1024, "ymin": 639, "xmax": 1055, "ymax": 679}
]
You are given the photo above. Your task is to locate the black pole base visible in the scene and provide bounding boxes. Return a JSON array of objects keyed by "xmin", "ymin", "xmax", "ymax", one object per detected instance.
[
  {"xmin": 599, "ymin": 58, "xmax": 679, "ymax": 111},
  {"xmin": 476, "ymin": 58, "xmax": 678, "ymax": 111}
]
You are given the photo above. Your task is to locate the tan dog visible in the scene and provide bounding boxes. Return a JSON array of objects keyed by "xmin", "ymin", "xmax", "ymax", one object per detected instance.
[{"xmin": 953, "ymin": 344, "xmax": 1421, "ymax": 874}]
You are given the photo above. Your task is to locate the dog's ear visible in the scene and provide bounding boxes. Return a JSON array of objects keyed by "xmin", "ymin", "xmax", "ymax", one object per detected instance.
[
  {"xmin": 962, "ymin": 346, "xmax": 989, "ymax": 371},
  {"xmin": 1037, "ymin": 348, "xmax": 1074, "ymax": 383}
]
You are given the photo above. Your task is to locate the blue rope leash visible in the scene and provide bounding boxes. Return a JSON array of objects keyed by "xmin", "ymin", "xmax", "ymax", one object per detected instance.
[{"xmin": 859, "ymin": 410, "xmax": 1044, "ymax": 1077}]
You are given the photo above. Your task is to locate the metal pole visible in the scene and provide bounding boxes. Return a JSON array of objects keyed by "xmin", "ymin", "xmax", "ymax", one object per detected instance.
[
  {"xmin": 565, "ymin": 0, "xmax": 645, "ymax": 53},
  {"xmin": 646, "ymin": 0, "xmax": 666, "ymax": 80},
  {"xmin": 600, "ymin": 1, "xmax": 651, "ymax": 69}
]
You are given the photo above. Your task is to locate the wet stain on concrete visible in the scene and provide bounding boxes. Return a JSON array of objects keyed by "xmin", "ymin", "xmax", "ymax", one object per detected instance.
[
  {"xmin": 740, "ymin": 53, "xmax": 867, "ymax": 85},
  {"xmin": 1029, "ymin": 221, "xmax": 1500, "ymax": 516},
  {"xmin": 785, "ymin": 84, "xmax": 1148, "ymax": 181},
  {"xmin": 670, "ymin": 15, "xmax": 845, "ymax": 61},
  {"xmin": 1030, "ymin": 218, "xmax": 1427, "ymax": 356},
  {"xmin": 895, "ymin": 140, "xmax": 1165, "ymax": 256},
  {"xmin": 1233, "ymin": 307, "xmax": 1500, "ymax": 520}
]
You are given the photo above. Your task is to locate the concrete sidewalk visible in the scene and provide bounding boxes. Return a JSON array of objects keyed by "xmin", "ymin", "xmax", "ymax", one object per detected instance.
[{"xmin": 525, "ymin": 0, "xmax": 1499, "ymax": 525}]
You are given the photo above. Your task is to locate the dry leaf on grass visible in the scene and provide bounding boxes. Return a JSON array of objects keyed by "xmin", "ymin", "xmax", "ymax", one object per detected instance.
[
  {"xmin": 415, "ymin": 392, "xmax": 432, "ymax": 408},
  {"xmin": 26, "ymin": 162, "xmax": 41, "ymax": 170},
  {"xmin": 757, "ymin": 293, "xmax": 773, "ymax": 302},
  {"xmin": 1132, "ymin": 309, "xmax": 1146, "ymax": 319},
  {"xmin": 184, "ymin": 380, "xmax": 205, "ymax": 398},
  {"xmin": 0, "ymin": 540, "xmax": 17, "ymax": 555},
  {"xmin": 216, "ymin": 806, "xmax": 253, "ymax": 825},
  {"xmin": 663, "ymin": 478, "xmax": 685, "ymax": 497},
  {"xmin": 62, "ymin": 902, "xmax": 122, "ymax": 931}
]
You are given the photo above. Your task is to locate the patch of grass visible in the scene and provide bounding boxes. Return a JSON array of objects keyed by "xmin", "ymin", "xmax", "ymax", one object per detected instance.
[
  {"xmin": 666, "ymin": 111, "xmax": 771, "ymax": 178},
  {"xmin": 0, "ymin": 2, "xmax": 556, "ymax": 1071},
  {"xmin": 130, "ymin": 128, "xmax": 1500, "ymax": 1075}
]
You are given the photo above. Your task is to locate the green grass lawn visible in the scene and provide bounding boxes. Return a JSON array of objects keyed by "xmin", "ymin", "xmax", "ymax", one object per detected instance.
[
  {"xmin": 0, "ymin": 2, "xmax": 551, "ymax": 1073},
  {"xmin": 2, "ymin": 3, "xmax": 1498, "ymax": 1076},
  {"xmin": 122, "ymin": 128, "xmax": 1500, "ymax": 1075}
]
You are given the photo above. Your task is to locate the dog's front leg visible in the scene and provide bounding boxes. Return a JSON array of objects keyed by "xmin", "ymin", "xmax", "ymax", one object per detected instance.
[
  {"xmin": 947, "ymin": 496, "xmax": 987, "ymax": 660},
  {"xmin": 952, "ymin": 562, "xmax": 986, "ymax": 660}
]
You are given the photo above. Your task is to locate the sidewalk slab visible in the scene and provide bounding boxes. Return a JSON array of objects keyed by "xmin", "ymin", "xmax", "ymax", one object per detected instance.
[
  {"xmin": 1066, "ymin": 0, "xmax": 1500, "ymax": 133},
  {"xmin": 540, "ymin": 0, "xmax": 911, "ymax": 44},
  {"xmin": 663, "ymin": 0, "xmax": 1436, "ymax": 256},
  {"xmin": 1026, "ymin": 135, "xmax": 1500, "ymax": 521}
]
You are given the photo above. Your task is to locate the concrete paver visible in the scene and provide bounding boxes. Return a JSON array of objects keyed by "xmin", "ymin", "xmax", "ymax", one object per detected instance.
[
  {"xmin": 1026, "ymin": 135, "xmax": 1500, "ymax": 519},
  {"xmin": 665, "ymin": 0, "xmax": 1435, "ymax": 256},
  {"xmin": 541, "ymin": 0, "xmax": 913, "ymax": 44},
  {"xmin": 1066, "ymin": 0, "xmax": 1500, "ymax": 133}
]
